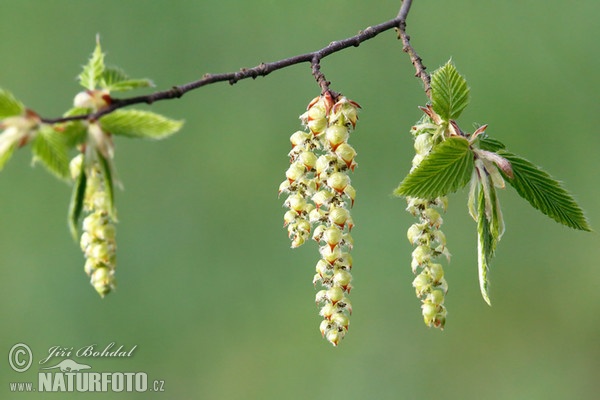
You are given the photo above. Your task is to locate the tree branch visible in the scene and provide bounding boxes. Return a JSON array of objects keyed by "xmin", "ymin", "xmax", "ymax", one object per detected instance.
[
  {"xmin": 40, "ymin": 0, "xmax": 428, "ymax": 125},
  {"xmin": 396, "ymin": 0, "xmax": 431, "ymax": 98}
]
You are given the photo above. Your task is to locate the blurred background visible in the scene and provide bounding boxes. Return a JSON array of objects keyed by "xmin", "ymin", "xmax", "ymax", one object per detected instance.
[{"xmin": 1, "ymin": 1, "xmax": 598, "ymax": 399}]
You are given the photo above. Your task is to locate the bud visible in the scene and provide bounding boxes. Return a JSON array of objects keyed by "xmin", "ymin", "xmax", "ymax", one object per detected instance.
[
  {"xmin": 323, "ymin": 226, "xmax": 343, "ymax": 249},
  {"xmin": 327, "ymin": 286, "xmax": 344, "ymax": 304},
  {"xmin": 290, "ymin": 130, "xmax": 311, "ymax": 148},
  {"xmin": 330, "ymin": 312, "xmax": 349, "ymax": 330},
  {"xmin": 73, "ymin": 89, "xmax": 111, "ymax": 110},
  {"xmin": 327, "ymin": 172, "xmax": 350, "ymax": 193},
  {"xmin": 335, "ymin": 143, "xmax": 357, "ymax": 169},
  {"xmin": 325, "ymin": 125, "xmax": 349, "ymax": 151},
  {"xmin": 69, "ymin": 154, "xmax": 84, "ymax": 180},
  {"xmin": 285, "ymin": 194, "xmax": 306, "ymax": 213},
  {"xmin": 333, "ymin": 269, "xmax": 352, "ymax": 288},
  {"xmin": 285, "ymin": 162, "xmax": 305, "ymax": 182},
  {"xmin": 325, "ymin": 329, "xmax": 341, "ymax": 346}
]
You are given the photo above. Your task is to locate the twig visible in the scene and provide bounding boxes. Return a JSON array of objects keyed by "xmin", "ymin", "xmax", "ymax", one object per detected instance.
[
  {"xmin": 396, "ymin": 0, "xmax": 431, "ymax": 97},
  {"xmin": 40, "ymin": 0, "xmax": 426, "ymax": 124}
]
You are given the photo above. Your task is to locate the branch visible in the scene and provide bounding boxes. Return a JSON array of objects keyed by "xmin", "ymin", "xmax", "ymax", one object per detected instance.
[
  {"xmin": 40, "ymin": 0, "xmax": 427, "ymax": 125},
  {"xmin": 396, "ymin": 0, "xmax": 431, "ymax": 98}
]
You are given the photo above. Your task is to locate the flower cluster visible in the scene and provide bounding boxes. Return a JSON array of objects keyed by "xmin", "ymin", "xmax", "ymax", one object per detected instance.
[
  {"xmin": 71, "ymin": 121, "xmax": 118, "ymax": 298},
  {"xmin": 406, "ymin": 117, "xmax": 450, "ymax": 329},
  {"xmin": 73, "ymin": 152, "xmax": 117, "ymax": 297},
  {"xmin": 280, "ymin": 93, "xmax": 359, "ymax": 346}
]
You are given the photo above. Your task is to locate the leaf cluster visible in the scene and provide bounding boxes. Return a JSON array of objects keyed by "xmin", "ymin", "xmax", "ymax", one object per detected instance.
[
  {"xmin": 0, "ymin": 38, "xmax": 184, "ymax": 240},
  {"xmin": 395, "ymin": 61, "xmax": 590, "ymax": 304}
]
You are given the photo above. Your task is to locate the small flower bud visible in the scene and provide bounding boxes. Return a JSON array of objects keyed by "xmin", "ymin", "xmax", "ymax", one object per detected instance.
[
  {"xmin": 327, "ymin": 172, "xmax": 350, "ymax": 194},
  {"xmin": 73, "ymin": 89, "xmax": 111, "ymax": 110},
  {"xmin": 278, "ymin": 180, "xmax": 291, "ymax": 195},
  {"xmin": 428, "ymin": 289, "xmax": 445, "ymax": 305},
  {"xmin": 333, "ymin": 269, "xmax": 352, "ymax": 288},
  {"xmin": 308, "ymin": 208, "xmax": 326, "ymax": 223},
  {"xmin": 290, "ymin": 130, "xmax": 311, "ymax": 148},
  {"xmin": 315, "ymin": 259, "xmax": 332, "ymax": 276},
  {"xmin": 312, "ymin": 224, "xmax": 326, "ymax": 242},
  {"xmin": 312, "ymin": 190, "xmax": 333, "ymax": 208},
  {"xmin": 325, "ymin": 329, "xmax": 341, "ymax": 346},
  {"xmin": 407, "ymin": 223, "xmax": 425, "ymax": 245},
  {"xmin": 335, "ymin": 143, "xmax": 357, "ymax": 168},
  {"xmin": 414, "ymin": 133, "xmax": 433, "ymax": 155},
  {"xmin": 325, "ymin": 125, "xmax": 349, "ymax": 151},
  {"xmin": 343, "ymin": 185, "xmax": 356, "ymax": 205},
  {"xmin": 424, "ymin": 208, "xmax": 442, "ymax": 227},
  {"xmin": 327, "ymin": 286, "xmax": 344, "ymax": 304},
  {"xmin": 291, "ymin": 235, "xmax": 306, "ymax": 248},
  {"xmin": 315, "ymin": 155, "xmax": 333, "ymax": 177},
  {"xmin": 307, "ymin": 118, "xmax": 327, "ymax": 134},
  {"xmin": 328, "ymin": 207, "xmax": 349, "ymax": 227},
  {"xmin": 330, "ymin": 312, "xmax": 349, "ymax": 330},
  {"xmin": 412, "ymin": 245, "xmax": 431, "ymax": 266},
  {"xmin": 90, "ymin": 266, "xmax": 116, "ymax": 297},
  {"xmin": 69, "ymin": 154, "xmax": 84, "ymax": 180},
  {"xmin": 323, "ymin": 226, "xmax": 343, "ymax": 249},
  {"xmin": 428, "ymin": 263, "xmax": 444, "ymax": 282},
  {"xmin": 285, "ymin": 162, "xmax": 305, "ymax": 182},
  {"xmin": 298, "ymin": 151, "xmax": 317, "ymax": 171},
  {"xmin": 320, "ymin": 320, "xmax": 332, "ymax": 336},
  {"xmin": 315, "ymin": 289, "xmax": 328, "ymax": 304},
  {"xmin": 320, "ymin": 246, "xmax": 342, "ymax": 264},
  {"xmin": 285, "ymin": 194, "xmax": 306, "ymax": 213},
  {"xmin": 320, "ymin": 303, "xmax": 336, "ymax": 319},
  {"xmin": 412, "ymin": 273, "xmax": 431, "ymax": 296},
  {"xmin": 283, "ymin": 210, "xmax": 298, "ymax": 226}
]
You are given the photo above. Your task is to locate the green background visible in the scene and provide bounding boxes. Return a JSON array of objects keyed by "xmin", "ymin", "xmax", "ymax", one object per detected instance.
[{"xmin": 1, "ymin": 1, "xmax": 598, "ymax": 399}]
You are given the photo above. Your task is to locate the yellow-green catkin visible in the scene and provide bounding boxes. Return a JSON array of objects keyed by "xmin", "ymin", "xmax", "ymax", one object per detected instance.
[
  {"xmin": 406, "ymin": 118, "xmax": 450, "ymax": 329},
  {"xmin": 280, "ymin": 93, "xmax": 360, "ymax": 346},
  {"xmin": 72, "ymin": 154, "xmax": 117, "ymax": 297}
]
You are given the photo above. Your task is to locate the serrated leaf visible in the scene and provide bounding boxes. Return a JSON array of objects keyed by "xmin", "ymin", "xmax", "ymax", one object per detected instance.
[
  {"xmin": 78, "ymin": 37, "xmax": 105, "ymax": 90},
  {"xmin": 100, "ymin": 66, "xmax": 154, "ymax": 92},
  {"xmin": 97, "ymin": 150, "xmax": 117, "ymax": 220},
  {"xmin": 477, "ymin": 187, "xmax": 493, "ymax": 306},
  {"xmin": 394, "ymin": 137, "xmax": 474, "ymax": 198},
  {"xmin": 0, "ymin": 88, "xmax": 25, "ymax": 119},
  {"xmin": 499, "ymin": 151, "xmax": 591, "ymax": 231},
  {"xmin": 60, "ymin": 121, "xmax": 88, "ymax": 148},
  {"xmin": 63, "ymin": 107, "xmax": 90, "ymax": 118},
  {"xmin": 69, "ymin": 159, "xmax": 87, "ymax": 241},
  {"xmin": 477, "ymin": 135, "xmax": 506, "ymax": 152},
  {"xmin": 99, "ymin": 110, "xmax": 183, "ymax": 140},
  {"xmin": 31, "ymin": 127, "xmax": 70, "ymax": 180},
  {"xmin": 430, "ymin": 61, "xmax": 470, "ymax": 121}
]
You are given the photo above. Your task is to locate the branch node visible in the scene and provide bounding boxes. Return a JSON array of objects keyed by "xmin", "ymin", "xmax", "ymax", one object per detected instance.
[{"xmin": 171, "ymin": 86, "xmax": 184, "ymax": 99}]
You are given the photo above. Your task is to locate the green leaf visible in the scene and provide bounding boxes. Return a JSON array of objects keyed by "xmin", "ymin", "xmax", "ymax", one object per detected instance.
[
  {"xmin": 97, "ymin": 150, "xmax": 117, "ymax": 220},
  {"xmin": 477, "ymin": 187, "xmax": 493, "ymax": 306},
  {"xmin": 99, "ymin": 110, "xmax": 183, "ymax": 140},
  {"xmin": 31, "ymin": 127, "xmax": 70, "ymax": 180},
  {"xmin": 0, "ymin": 88, "xmax": 25, "ymax": 119},
  {"xmin": 499, "ymin": 151, "xmax": 591, "ymax": 231},
  {"xmin": 60, "ymin": 121, "xmax": 88, "ymax": 148},
  {"xmin": 430, "ymin": 61, "xmax": 470, "ymax": 120},
  {"xmin": 101, "ymin": 67, "xmax": 154, "ymax": 92},
  {"xmin": 0, "ymin": 142, "xmax": 17, "ymax": 171},
  {"xmin": 477, "ymin": 135, "xmax": 505, "ymax": 152},
  {"xmin": 78, "ymin": 37, "xmax": 105, "ymax": 90},
  {"xmin": 68, "ymin": 159, "xmax": 87, "ymax": 241},
  {"xmin": 394, "ymin": 137, "xmax": 474, "ymax": 198}
]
